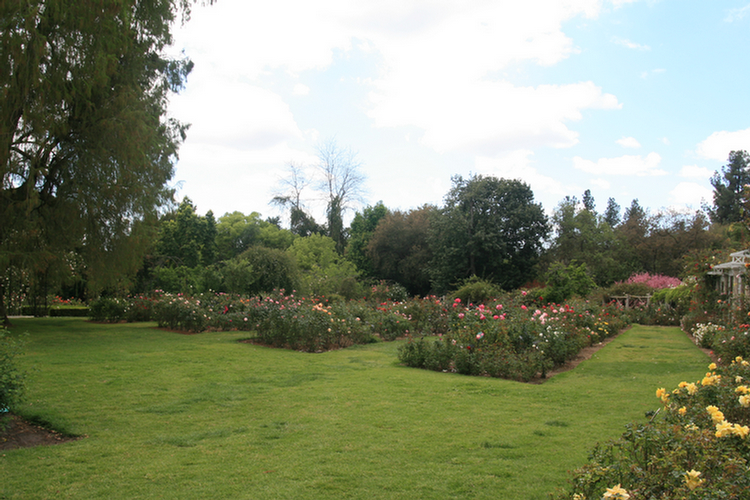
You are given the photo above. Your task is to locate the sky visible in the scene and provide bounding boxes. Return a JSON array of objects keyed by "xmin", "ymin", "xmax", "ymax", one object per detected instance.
[{"xmin": 167, "ymin": 0, "xmax": 750, "ymax": 225}]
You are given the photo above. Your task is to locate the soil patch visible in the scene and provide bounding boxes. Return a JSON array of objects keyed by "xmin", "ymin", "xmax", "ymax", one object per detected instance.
[{"xmin": 0, "ymin": 414, "xmax": 82, "ymax": 451}]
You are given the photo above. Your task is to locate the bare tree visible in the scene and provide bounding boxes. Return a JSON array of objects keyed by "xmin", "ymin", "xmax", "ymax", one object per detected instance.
[
  {"xmin": 271, "ymin": 163, "xmax": 322, "ymax": 237},
  {"xmin": 315, "ymin": 139, "xmax": 366, "ymax": 253}
]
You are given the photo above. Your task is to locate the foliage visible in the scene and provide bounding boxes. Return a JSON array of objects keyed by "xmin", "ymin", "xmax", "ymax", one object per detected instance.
[
  {"xmin": 542, "ymin": 261, "xmax": 597, "ymax": 304},
  {"xmin": 625, "ymin": 272, "xmax": 682, "ymax": 289},
  {"xmin": 0, "ymin": 328, "xmax": 26, "ymax": 413},
  {"xmin": 710, "ymin": 150, "xmax": 750, "ymax": 224},
  {"xmin": 288, "ymin": 234, "xmax": 361, "ymax": 298},
  {"xmin": 235, "ymin": 246, "xmax": 300, "ymax": 296},
  {"xmin": 88, "ymin": 297, "xmax": 130, "ymax": 323},
  {"xmin": 346, "ymin": 202, "xmax": 388, "ymax": 277},
  {"xmin": 0, "ymin": 0, "xmax": 210, "ymax": 321},
  {"xmin": 546, "ymin": 194, "xmax": 632, "ymax": 287},
  {"xmin": 366, "ymin": 206, "xmax": 434, "ymax": 296},
  {"xmin": 448, "ymin": 276, "xmax": 502, "ymax": 305},
  {"xmin": 429, "ymin": 174, "xmax": 548, "ymax": 292},
  {"xmin": 399, "ymin": 298, "xmax": 628, "ymax": 382},
  {"xmin": 556, "ymin": 358, "xmax": 750, "ymax": 499}
]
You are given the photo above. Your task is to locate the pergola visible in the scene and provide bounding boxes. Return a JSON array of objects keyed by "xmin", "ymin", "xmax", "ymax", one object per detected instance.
[{"xmin": 707, "ymin": 250, "xmax": 750, "ymax": 297}]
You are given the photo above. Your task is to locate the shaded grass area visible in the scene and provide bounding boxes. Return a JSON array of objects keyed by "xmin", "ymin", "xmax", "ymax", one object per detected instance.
[{"xmin": 1, "ymin": 320, "xmax": 708, "ymax": 499}]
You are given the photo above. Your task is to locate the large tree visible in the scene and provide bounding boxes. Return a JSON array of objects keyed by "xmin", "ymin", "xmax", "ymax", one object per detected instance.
[
  {"xmin": 429, "ymin": 175, "xmax": 548, "ymax": 292},
  {"xmin": 0, "ymin": 0, "xmax": 210, "ymax": 322},
  {"xmin": 366, "ymin": 206, "xmax": 434, "ymax": 296},
  {"xmin": 710, "ymin": 150, "xmax": 750, "ymax": 224}
]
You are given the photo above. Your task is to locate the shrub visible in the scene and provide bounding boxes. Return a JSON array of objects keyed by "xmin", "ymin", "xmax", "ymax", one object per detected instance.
[
  {"xmin": 555, "ymin": 358, "xmax": 750, "ymax": 499},
  {"xmin": 88, "ymin": 297, "xmax": 129, "ymax": 322},
  {"xmin": 0, "ymin": 328, "xmax": 26, "ymax": 415},
  {"xmin": 49, "ymin": 307, "xmax": 90, "ymax": 317},
  {"xmin": 449, "ymin": 276, "xmax": 502, "ymax": 305}
]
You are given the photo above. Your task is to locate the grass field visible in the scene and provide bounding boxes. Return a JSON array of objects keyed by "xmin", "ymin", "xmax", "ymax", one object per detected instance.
[{"xmin": 1, "ymin": 319, "xmax": 709, "ymax": 499}]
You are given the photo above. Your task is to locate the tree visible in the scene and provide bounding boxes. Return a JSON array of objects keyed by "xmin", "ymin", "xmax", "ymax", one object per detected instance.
[
  {"xmin": 603, "ymin": 197, "xmax": 621, "ymax": 227},
  {"xmin": 366, "ymin": 206, "xmax": 434, "ymax": 296},
  {"xmin": 545, "ymin": 196, "xmax": 631, "ymax": 286},
  {"xmin": 271, "ymin": 162, "xmax": 322, "ymax": 237},
  {"xmin": 346, "ymin": 202, "xmax": 388, "ymax": 277},
  {"xmin": 428, "ymin": 175, "xmax": 548, "ymax": 292},
  {"xmin": 710, "ymin": 150, "xmax": 750, "ymax": 224},
  {"xmin": 288, "ymin": 234, "xmax": 360, "ymax": 298},
  {"xmin": 316, "ymin": 140, "xmax": 366, "ymax": 254},
  {"xmin": 582, "ymin": 189, "xmax": 596, "ymax": 213},
  {"xmin": 0, "ymin": 0, "xmax": 212, "ymax": 323}
]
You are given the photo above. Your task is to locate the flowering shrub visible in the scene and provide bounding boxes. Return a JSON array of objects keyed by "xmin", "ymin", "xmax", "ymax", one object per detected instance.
[
  {"xmin": 399, "ymin": 298, "xmax": 628, "ymax": 382},
  {"xmin": 623, "ymin": 272, "xmax": 682, "ymax": 290},
  {"xmin": 691, "ymin": 322, "xmax": 725, "ymax": 349},
  {"xmin": 555, "ymin": 359, "xmax": 750, "ymax": 499},
  {"xmin": 88, "ymin": 297, "xmax": 130, "ymax": 322}
]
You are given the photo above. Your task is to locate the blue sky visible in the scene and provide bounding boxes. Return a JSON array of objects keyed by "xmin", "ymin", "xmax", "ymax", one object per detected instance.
[{"xmin": 168, "ymin": 0, "xmax": 750, "ymax": 224}]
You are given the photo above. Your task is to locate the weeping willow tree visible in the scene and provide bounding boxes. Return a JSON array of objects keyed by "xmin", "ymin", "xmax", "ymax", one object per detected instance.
[{"xmin": 0, "ymin": 0, "xmax": 213, "ymax": 323}]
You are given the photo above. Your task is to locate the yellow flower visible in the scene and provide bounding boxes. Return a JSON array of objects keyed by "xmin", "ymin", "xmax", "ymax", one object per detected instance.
[
  {"xmin": 735, "ymin": 356, "xmax": 744, "ymax": 364},
  {"xmin": 655, "ymin": 388, "xmax": 669, "ymax": 403},
  {"xmin": 678, "ymin": 381, "xmax": 688, "ymax": 388},
  {"xmin": 602, "ymin": 484, "xmax": 630, "ymax": 499},
  {"xmin": 716, "ymin": 420, "xmax": 733, "ymax": 438},
  {"xmin": 732, "ymin": 424, "xmax": 750, "ymax": 438},
  {"xmin": 573, "ymin": 494, "xmax": 586, "ymax": 500},
  {"xmin": 686, "ymin": 383, "xmax": 698, "ymax": 395},
  {"xmin": 737, "ymin": 376, "xmax": 744, "ymax": 384},
  {"xmin": 678, "ymin": 406, "xmax": 687, "ymax": 416},
  {"xmin": 684, "ymin": 470, "xmax": 704, "ymax": 491},
  {"xmin": 709, "ymin": 362, "xmax": 717, "ymax": 370},
  {"xmin": 707, "ymin": 405, "xmax": 726, "ymax": 423},
  {"xmin": 740, "ymin": 394, "xmax": 750, "ymax": 408},
  {"xmin": 685, "ymin": 423, "xmax": 699, "ymax": 431},
  {"xmin": 736, "ymin": 385, "xmax": 750, "ymax": 394}
]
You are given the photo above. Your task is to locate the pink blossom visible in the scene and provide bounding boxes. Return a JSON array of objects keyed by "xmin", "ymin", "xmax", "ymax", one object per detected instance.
[
  {"xmin": 458, "ymin": 313, "xmax": 465, "ymax": 319},
  {"xmin": 496, "ymin": 304, "xmax": 503, "ymax": 310},
  {"xmin": 521, "ymin": 305, "xmax": 527, "ymax": 310},
  {"xmin": 521, "ymin": 291, "xmax": 527, "ymax": 296},
  {"xmin": 493, "ymin": 315, "xmax": 499, "ymax": 320},
  {"xmin": 479, "ymin": 314, "xmax": 486, "ymax": 320}
]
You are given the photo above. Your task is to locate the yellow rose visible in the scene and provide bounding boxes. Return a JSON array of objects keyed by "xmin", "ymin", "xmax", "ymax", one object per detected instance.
[
  {"xmin": 602, "ymin": 484, "xmax": 630, "ymax": 500},
  {"xmin": 684, "ymin": 470, "xmax": 704, "ymax": 491},
  {"xmin": 678, "ymin": 407, "xmax": 687, "ymax": 416},
  {"xmin": 732, "ymin": 424, "xmax": 750, "ymax": 439},
  {"xmin": 716, "ymin": 420, "xmax": 733, "ymax": 438}
]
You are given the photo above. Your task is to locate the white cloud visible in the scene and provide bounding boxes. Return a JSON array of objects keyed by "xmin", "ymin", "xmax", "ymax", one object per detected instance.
[
  {"xmin": 725, "ymin": 4, "xmax": 750, "ymax": 22},
  {"xmin": 612, "ymin": 36, "xmax": 650, "ymax": 50},
  {"xmin": 573, "ymin": 152, "xmax": 666, "ymax": 176},
  {"xmin": 475, "ymin": 150, "xmax": 570, "ymax": 199},
  {"xmin": 669, "ymin": 182, "xmax": 713, "ymax": 208},
  {"xmin": 696, "ymin": 128, "xmax": 750, "ymax": 161},
  {"xmin": 661, "ymin": 137, "xmax": 670, "ymax": 145},
  {"xmin": 616, "ymin": 136, "xmax": 641, "ymax": 148},
  {"xmin": 611, "ymin": 0, "xmax": 639, "ymax": 7},
  {"xmin": 292, "ymin": 83, "xmax": 310, "ymax": 96},
  {"xmin": 679, "ymin": 165, "xmax": 713, "ymax": 179}
]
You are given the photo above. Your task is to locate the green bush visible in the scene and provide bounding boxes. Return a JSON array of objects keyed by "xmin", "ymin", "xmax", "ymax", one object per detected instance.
[
  {"xmin": 556, "ymin": 358, "xmax": 750, "ymax": 499},
  {"xmin": 88, "ymin": 297, "xmax": 129, "ymax": 322},
  {"xmin": 0, "ymin": 328, "xmax": 26, "ymax": 415},
  {"xmin": 449, "ymin": 276, "xmax": 502, "ymax": 305}
]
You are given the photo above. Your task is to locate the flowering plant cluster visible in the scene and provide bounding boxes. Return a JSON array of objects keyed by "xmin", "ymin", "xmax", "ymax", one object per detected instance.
[
  {"xmin": 622, "ymin": 272, "xmax": 682, "ymax": 290},
  {"xmin": 88, "ymin": 290, "xmax": 453, "ymax": 352},
  {"xmin": 557, "ymin": 359, "xmax": 750, "ymax": 499},
  {"xmin": 399, "ymin": 297, "xmax": 628, "ymax": 382}
]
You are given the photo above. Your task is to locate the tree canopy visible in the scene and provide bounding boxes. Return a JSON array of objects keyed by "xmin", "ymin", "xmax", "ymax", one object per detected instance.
[
  {"xmin": 428, "ymin": 175, "xmax": 548, "ymax": 292},
  {"xmin": 0, "ymin": 0, "xmax": 212, "ymax": 321},
  {"xmin": 710, "ymin": 150, "xmax": 750, "ymax": 225}
]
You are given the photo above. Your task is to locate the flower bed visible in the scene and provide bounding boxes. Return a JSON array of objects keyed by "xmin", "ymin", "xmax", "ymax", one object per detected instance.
[
  {"xmin": 398, "ymin": 297, "xmax": 628, "ymax": 382},
  {"xmin": 556, "ymin": 358, "xmax": 750, "ymax": 499}
]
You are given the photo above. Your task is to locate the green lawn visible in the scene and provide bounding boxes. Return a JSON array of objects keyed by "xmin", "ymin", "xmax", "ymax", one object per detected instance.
[{"xmin": 1, "ymin": 319, "xmax": 709, "ymax": 499}]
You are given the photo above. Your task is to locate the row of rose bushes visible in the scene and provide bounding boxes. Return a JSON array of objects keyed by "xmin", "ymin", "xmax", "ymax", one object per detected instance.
[
  {"xmin": 555, "ymin": 358, "xmax": 750, "ymax": 499},
  {"xmin": 88, "ymin": 291, "xmax": 630, "ymax": 367},
  {"xmin": 398, "ymin": 296, "xmax": 628, "ymax": 382},
  {"xmin": 88, "ymin": 290, "xmax": 452, "ymax": 352}
]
